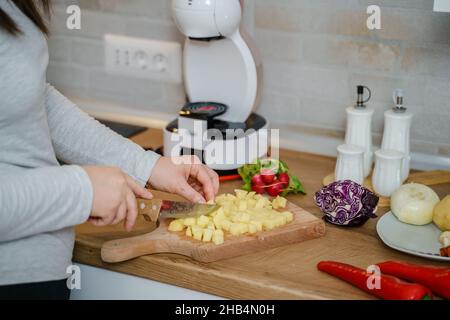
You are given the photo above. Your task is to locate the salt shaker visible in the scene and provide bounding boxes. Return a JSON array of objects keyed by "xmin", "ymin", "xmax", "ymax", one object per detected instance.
[
  {"xmin": 372, "ymin": 149, "xmax": 404, "ymax": 197},
  {"xmin": 335, "ymin": 144, "xmax": 365, "ymax": 185},
  {"xmin": 381, "ymin": 89, "xmax": 413, "ymax": 182},
  {"xmin": 345, "ymin": 85, "xmax": 374, "ymax": 178}
]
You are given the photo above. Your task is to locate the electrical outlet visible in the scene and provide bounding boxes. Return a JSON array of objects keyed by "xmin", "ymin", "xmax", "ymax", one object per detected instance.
[{"xmin": 104, "ymin": 34, "xmax": 182, "ymax": 83}]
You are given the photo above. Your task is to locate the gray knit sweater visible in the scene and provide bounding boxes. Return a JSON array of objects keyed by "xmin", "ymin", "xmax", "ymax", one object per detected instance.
[{"xmin": 0, "ymin": 0, "xmax": 160, "ymax": 286}]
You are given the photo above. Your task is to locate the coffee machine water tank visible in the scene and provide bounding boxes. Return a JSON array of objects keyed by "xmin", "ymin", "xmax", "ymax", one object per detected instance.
[
  {"xmin": 172, "ymin": 0, "xmax": 242, "ymax": 38},
  {"xmin": 172, "ymin": 0, "xmax": 263, "ymax": 123}
]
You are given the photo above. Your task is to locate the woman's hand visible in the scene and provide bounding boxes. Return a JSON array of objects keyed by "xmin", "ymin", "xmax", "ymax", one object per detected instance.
[
  {"xmin": 148, "ymin": 156, "xmax": 219, "ymax": 203},
  {"xmin": 82, "ymin": 166, "xmax": 153, "ymax": 231}
]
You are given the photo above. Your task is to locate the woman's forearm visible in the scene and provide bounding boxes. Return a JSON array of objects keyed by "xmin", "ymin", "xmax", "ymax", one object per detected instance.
[
  {"xmin": 0, "ymin": 165, "xmax": 92, "ymax": 242},
  {"xmin": 44, "ymin": 84, "xmax": 160, "ymax": 186}
]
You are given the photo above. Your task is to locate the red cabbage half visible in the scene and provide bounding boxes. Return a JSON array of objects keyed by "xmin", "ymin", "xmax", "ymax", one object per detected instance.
[{"xmin": 314, "ymin": 180, "xmax": 379, "ymax": 227}]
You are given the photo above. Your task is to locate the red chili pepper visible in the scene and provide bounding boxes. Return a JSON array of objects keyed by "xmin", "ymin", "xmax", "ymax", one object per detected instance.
[
  {"xmin": 377, "ymin": 261, "xmax": 450, "ymax": 300},
  {"xmin": 317, "ymin": 261, "xmax": 432, "ymax": 300},
  {"xmin": 219, "ymin": 174, "xmax": 241, "ymax": 182}
]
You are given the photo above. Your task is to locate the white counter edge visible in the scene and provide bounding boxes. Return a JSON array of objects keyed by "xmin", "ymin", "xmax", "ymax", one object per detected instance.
[{"xmin": 71, "ymin": 264, "xmax": 224, "ymax": 300}]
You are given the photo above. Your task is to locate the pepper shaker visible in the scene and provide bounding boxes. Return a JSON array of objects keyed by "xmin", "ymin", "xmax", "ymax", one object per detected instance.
[
  {"xmin": 335, "ymin": 144, "xmax": 365, "ymax": 185},
  {"xmin": 372, "ymin": 149, "xmax": 404, "ymax": 197},
  {"xmin": 345, "ymin": 85, "xmax": 374, "ymax": 178}
]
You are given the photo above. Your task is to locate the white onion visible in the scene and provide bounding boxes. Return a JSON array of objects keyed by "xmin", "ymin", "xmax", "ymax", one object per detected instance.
[{"xmin": 391, "ymin": 183, "xmax": 440, "ymax": 226}]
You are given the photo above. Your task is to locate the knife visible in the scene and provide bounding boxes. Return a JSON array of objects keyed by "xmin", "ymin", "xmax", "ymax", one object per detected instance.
[{"xmin": 136, "ymin": 198, "xmax": 220, "ymax": 222}]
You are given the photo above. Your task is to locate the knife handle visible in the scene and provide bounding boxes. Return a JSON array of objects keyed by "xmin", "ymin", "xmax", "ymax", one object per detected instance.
[{"xmin": 136, "ymin": 198, "xmax": 162, "ymax": 222}]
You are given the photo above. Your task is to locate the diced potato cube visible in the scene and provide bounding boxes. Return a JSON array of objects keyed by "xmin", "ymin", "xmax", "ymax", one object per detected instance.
[
  {"xmin": 247, "ymin": 191, "xmax": 256, "ymax": 199},
  {"xmin": 274, "ymin": 215, "xmax": 287, "ymax": 227},
  {"xmin": 212, "ymin": 230, "xmax": 224, "ymax": 245},
  {"xmin": 248, "ymin": 223, "xmax": 258, "ymax": 234},
  {"xmin": 235, "ymin": 189, "xmax": 248, "ymax": 199},
  {"xmin": 253, "ymin": 221, "xmax": 263, "ymax": 232},
  {"xmin": 215, "ymin": 207, "xmax": 225, "ymax": 218},
  {"xmin": 281, "ymin": 211, "xmax": 294, "ymax": 222},
  {"xmin": 238, "ymin": 200, "xmax": 247, "ymax": 211},
  {"xmin": 168, "ymin": 219, "xmax": 185, "ymax": 232},
  {"xmin": 197, "ymin": 215, "xmax": 210, "ymax": 228},
  {"xmin": 191, "ymin": 225, "xmax": 204, "ymax": 241},
  {"xmin": 230, "ymin": 223, "xmax": 248, "ymax": 236},
  {"xmin": 206, "ymin": 199, "xmax": 215, "ymax": 205},
  {"xmin": 278, "ymin": 196, "xmax": 287, "ymax": 208},
  {"xmin": 207, "ymin": 222, "xmax": 216, "ymax": 230},
  {"xmin": 238, "ymin": 212, "xmax": 250, "ymax": 223},
  {"xmin": 186, "ymin": 226, "xmax": 193, "ymax": 237},
  {"xmin": 272, "ymin": 196, "xmax": 287, "ymax": 209},
  {"xmin": 183, "ymin": 217, "xmax": 196, "ymax": 227},
  {"xmin": 255, "ymin": 198, "xmax": 266, "ymax": 209},
  {"xmin": 239, "ymin": 223, "xmax": 249, "ymax": 234},
  {"xmin": 263, "ymin": 219, "xmax": 277, "ymax": 230},
  {"xmin": 213, "ymin": 215, "xmax": 223, "ymax": 229},
  {"xmin": 221, "ymin": 219, "xmax": 231, "ymax": 231},
  {"xmin": 221, "ymin": 206, "xmax": 230, "ymax": 216},
  {"xmin": 202, "ymin": 228, "xmax": 213, "ymax": 242},
  {"xmin": 225, "ymin": 193, "xmax": 236, "ymax": 201},
  {"xmin": 229, "ymin": 223, "xmax": 239, "ymax": 236},
  {"xmin": 247, "ymin": 199, "xmax": 256, "ymax": 209}
]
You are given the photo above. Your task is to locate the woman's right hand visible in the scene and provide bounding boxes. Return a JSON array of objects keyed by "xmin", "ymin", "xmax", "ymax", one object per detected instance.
[{"xmin": 82, "ymin": 166, "xmax": 153, "ymax": 231}]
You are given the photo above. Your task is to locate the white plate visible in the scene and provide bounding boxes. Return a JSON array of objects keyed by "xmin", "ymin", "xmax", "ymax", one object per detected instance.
[{"xmin": 376, "ymin": 212, "xmax": 450, "ymax": 262}]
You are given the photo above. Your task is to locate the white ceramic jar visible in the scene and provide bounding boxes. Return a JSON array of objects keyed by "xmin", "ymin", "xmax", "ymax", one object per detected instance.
[
  {"xmin": 381, "ymin": 110, "xmax": 413, "ymax": 182},
  {"xmin": 335, "ymin": 144, "xmax": 365, "ymax": 185},
  {"xmin": 372, "ymin": 149, "xmax": 404, "ymax": 197}
]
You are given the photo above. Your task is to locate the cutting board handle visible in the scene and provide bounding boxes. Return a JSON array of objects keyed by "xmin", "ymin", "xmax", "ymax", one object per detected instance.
[{"xmin": 101, "ymin": 229, "xmax": 193, "ymax": 263}]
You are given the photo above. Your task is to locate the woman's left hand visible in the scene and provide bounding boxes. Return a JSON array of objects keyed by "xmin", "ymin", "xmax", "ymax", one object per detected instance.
[{"xmin": 148, "ymin": 156, "xmax": 220, "ymax": 203}]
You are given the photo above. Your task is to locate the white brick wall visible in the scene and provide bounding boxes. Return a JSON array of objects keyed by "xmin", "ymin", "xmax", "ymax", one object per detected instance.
[{"xmin": 47, "ymin": 0, "xmax": 450, "ymax": 157}]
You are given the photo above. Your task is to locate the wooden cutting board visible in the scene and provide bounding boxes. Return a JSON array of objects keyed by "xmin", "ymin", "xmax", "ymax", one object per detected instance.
[
  {"xmin": 323, "ymin": 170, "xmax": 450, "ymax": 207},
  {"xmin": 100, "ymin": 201, "xmax": 326, "ymax": 263}
]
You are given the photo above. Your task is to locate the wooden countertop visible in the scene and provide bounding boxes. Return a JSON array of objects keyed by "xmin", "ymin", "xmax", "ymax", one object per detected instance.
[{"xmin": 74, "ymin": 128, "xmax": 450, "ymax": 300}]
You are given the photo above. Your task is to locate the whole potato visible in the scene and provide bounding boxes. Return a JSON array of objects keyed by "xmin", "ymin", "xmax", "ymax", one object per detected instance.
[{"xmin": 433, "ymin": 195, "xmax": 450, "ymax": 231}]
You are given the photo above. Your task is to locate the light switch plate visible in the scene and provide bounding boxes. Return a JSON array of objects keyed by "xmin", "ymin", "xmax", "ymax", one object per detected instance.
[{"xmin": 104, "ymin": 34, "xmax": 182, "ymax": 84}]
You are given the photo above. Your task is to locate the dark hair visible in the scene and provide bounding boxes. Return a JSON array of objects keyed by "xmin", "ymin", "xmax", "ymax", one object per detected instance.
[{"xmin": 0, "ymin": 0, "xmax": 51, "ymax": 36}]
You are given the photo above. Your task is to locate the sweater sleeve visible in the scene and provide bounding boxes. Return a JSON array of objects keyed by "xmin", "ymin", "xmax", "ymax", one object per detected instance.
[
  {"xmin": 0, "ymin": 165, "xmax": 93, "ymax": 242},
  {"xmin": 44, "ymin": 84, "xmax": 161, "ymax": 186}
]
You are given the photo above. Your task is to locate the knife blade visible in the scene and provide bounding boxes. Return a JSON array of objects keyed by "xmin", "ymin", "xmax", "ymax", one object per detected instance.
[{"xmin": 136, "ymin": 198, "xmax": 219, "ymax": 222}]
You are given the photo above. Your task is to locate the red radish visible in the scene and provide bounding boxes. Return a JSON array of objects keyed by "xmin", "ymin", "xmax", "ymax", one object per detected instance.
[
  {"xmin": 266, "ymin": 182, "xmax": 284, "ymax": 197},
  {"xmin": 278, "ymin": 172, "xmax": 290, "ymax": 187},
  {"xmin": 260, "ymin": 168, "xmax": 276, "ymax": 184},
  {"xmin": 251, "ymin": 183, "xmax": 266, "ymax": 194},
  {"xmin": 251, "ymin": 174, "xmax": 264, "ymax": 186}
]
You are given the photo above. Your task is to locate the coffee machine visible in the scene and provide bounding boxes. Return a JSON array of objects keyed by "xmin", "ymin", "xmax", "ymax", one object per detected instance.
[{"xmin": 164, "ymin": 0, "xmax": 268, "ymax": 175}]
